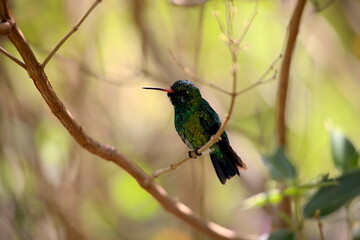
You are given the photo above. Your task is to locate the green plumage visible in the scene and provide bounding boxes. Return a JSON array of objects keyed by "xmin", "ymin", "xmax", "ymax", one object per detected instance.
[{"xmin": 144, "ymin": 80, "xmax": 247, "ymax": 184}]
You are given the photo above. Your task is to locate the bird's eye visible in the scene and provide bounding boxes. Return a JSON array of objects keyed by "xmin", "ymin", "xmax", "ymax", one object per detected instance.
[
  {"xmin": 180, "ymin": 90, "xmax": 188, "ymax": 96},
  {"xmin": 176, "ymin": 90, "xmax": 189, "ymax": 103}
]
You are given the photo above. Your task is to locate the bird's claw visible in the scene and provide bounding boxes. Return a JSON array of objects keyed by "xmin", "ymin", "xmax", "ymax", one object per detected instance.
[{"xmin": 188, "ymin": 148, "xmax": 202, "ymax": 159}]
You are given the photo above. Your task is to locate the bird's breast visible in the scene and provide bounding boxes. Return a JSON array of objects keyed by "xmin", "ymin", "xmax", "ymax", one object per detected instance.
[{"xmin": 174, "ymin": 110, "xmax": 209, "ymax": 149}]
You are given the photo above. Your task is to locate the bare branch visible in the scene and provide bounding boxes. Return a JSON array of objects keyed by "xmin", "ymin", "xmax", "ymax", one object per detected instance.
[
  {"xmin": 193, "ymin": 4, "xmax": 206, "ymax": 74},
  {"xmin": 0, "ymin": 0, "xmax": 10, "ymax": 20},
  {"xmin": 213, "ymin": 1, "xmax": 227, "ymax": 36},
  {"xmin": 151, "ymin": 155, "xmax": 193, "ymax": 179},
  {"xmin": 314, "ymin": 210, "xmax": 325, "ymax": 240},
  {"xmin": 236, "ymin": 54, "xmax": 281, "ymax": 96},
  {"xmin": 41, "ymin": 0, "xmax": 102, "ymax": 68},
  {"xmin": 277, "ymin": 0, "xmax": 306, "ymax": 146},
  {"xmin": 276, "ymin": 0, "xmax": 307, "ymax": 229},
  {"xmin": 237, "ymin": 0, "xmax": 258, "ymax": 44},
  {"xmin": 169, "ymin": 50, "xmax": 232, "ymax": 95},
  {"xmin": 0, "ymin": 45, "xmax": 26, "ymax": 69}
]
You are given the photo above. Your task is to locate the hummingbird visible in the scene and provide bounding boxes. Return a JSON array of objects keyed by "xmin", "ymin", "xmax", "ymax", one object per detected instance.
[{"xmin": 143, "ymin": 80, "xmax": 247, "ymax": 184}]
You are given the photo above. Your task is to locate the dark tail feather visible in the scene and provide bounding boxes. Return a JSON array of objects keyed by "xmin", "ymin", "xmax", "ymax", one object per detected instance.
[{"xmin": 210, "ymin": 140, "xmax": 247, "ymax": 184}]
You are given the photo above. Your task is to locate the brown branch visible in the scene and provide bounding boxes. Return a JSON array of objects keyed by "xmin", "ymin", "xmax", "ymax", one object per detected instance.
[
  {"xmin": 236, "ymin": 54, "xmax": 281, "ymax": 96},
  {"xmin": 314, "ymin": 210, "xmax": 325, "ymax": 240},
  {"xmin": 237, "ymin": 1, "xmax": 258, "ymax": 45},
  {"xmin": 0, "ymin": 12, "xmax": 25, "ymax": 68},
  {"xmin": 276, "ymin": 0, "xmax": 307, "ymax": 230},
  {"xmin": 193, "ymin": 4, "xmax": 205, "ymax": 74},
  {"xmin": 277, "ymin": 0, "xmax": 306, "ymax": 146},
  {"xmin": 0, "ymin": 45, "xmax": 27, "ymax": 69},
  {"xmin": 0, "ymin": 0, "xmax": 10, "ymax": 20},
  {"xmin": 41, "ymin": 0, "xmax": 102, "ymax": 68},
  {"xmin": 0, "ymin": 1, "xmax": 254, "ymax": 240}
]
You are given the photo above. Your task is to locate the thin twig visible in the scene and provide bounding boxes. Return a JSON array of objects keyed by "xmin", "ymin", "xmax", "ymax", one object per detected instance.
[
  {"xmin": 169, "ymin": 51, "xmax": 232, "ymax": 95},
  {"xmin": 37, "ymin": 49, "xmax": 168, "ymax": 86},
  {"xmin": 152, "ymin": 156, "xmax": 192, "ymax": 179},
  {"xmin": 237, "ymin": 0, "xmax": 258, "ymax": 44},
  {"xmin": 41, "ymin": 0, "xmax": 102, "ymax": 68},
  {"xmin": 193, "ymin": 7, "xmax": 207, "ymax": 225},
  {"xmin": 236, "ymin": 71, "xmax": 277, "ymax": 96},
  {"xmin": 314, "ymin": 210, "xmax": 325, "ymax": 240},
  {"xmin": 225, "ymin": 0, "xmax": 233, "ymax": 38},
  {"xmin": 345, "ymin": 202, "xmax": 355, "ymax": 239},
  {"xmin": 213, "ymin": 0, "xmax": 227, "ymax": 36},
  {"xmin": 236, "ymin": 54, "xmax": 282, "ymax": 96},
  {"xmin": 193, "ymin": 4, "xmax": 205, "ymax": 74},
  {"xmin": 0, "ymin": 45, "xmax": 26, "ymax": 69},
  {"xmin": 170, "ymin": 52, "xmax": 280, "ymax": 100}
]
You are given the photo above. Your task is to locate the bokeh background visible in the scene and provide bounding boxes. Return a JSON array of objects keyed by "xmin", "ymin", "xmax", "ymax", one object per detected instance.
[{"xmin": 0, "ymin": 0, "xmax": 359, "ymax": 239}]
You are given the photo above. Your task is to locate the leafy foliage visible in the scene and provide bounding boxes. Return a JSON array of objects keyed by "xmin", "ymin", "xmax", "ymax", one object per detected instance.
[
  {"xmin": 330, "ymin": 129, "xmax": 359, "ymax": 172},
  {"xmin": 303, "ymin": 169, "xmax": 360, "ymax": 218},
  {"xmin": 262, "ymin": 146, "xmax": 296, "ymax": 181}
]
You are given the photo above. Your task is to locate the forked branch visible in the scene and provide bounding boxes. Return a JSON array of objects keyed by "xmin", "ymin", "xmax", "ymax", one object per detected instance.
[
  {"xmin": 0, "ymin": 45, "xmax": 26, "ymax": 69},
  {"xmin": 41, "ymin": 0, "xmax": 102, "ymax": 68},
  {"xmin": 276, "ymin": 0, "xmax": 307, "ymax": 229}
]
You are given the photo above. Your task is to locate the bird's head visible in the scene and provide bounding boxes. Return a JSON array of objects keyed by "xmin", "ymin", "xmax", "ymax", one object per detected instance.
[{"xmin": 143, "ymin": 80, "xmax": 202, "ymax": 109}]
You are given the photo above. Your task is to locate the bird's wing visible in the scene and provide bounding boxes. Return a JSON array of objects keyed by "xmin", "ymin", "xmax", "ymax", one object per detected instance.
[{"xmin": 199, "ymin": 99, "xmax": 228, "ymax": 140}]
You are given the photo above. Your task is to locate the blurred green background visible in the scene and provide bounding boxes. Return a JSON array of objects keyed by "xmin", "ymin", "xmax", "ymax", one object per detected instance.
[{"xmin": 0, "ymin": 0, "xmax": 359, "ymax": 239}]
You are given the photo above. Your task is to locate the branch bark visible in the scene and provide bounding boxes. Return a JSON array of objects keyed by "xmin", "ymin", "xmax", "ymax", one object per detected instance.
[
  {"xmin": 276, "ymin": 0, "xmax": 307, "ymax": 229},
  {"xmin": 277, "ymin": 0, "xmax": 307, "ymax": 146},
  {"xmin": 0, "ymin": 1, "xmax": 254, "ymax": 240}
]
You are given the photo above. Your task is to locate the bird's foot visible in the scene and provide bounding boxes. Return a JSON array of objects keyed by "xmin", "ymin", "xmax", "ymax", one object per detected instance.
[{"xmin": 188, "ymin": 148, "xmax": 202, "ymax": 159}]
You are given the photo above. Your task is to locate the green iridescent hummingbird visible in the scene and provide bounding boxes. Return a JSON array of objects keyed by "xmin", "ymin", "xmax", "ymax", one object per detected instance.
[{"xmin": 143, "ymin": 80, "xmax": 247, "ymax": 184}]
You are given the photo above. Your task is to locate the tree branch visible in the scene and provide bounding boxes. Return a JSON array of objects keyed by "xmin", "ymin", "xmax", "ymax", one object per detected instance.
[
  {"xmin": 0, "ymin": 45, "xmax": 27, "ymax": 69},
  {"xmin": 314, "ymin": 210, "xmax": 325, "ymax": 240},
  {"xmin": 276, "ymin": 0, "xmax": 307, "ymax": 229},
  {"xmin": 277, "ymin": 0, "xmax": 306, "ymax": 146},
  {"xmin": 0, "ymin": 0, "xmax": 10, "ymax": 20},
  {"xmin": 41, "ymin": 0, "xmax": 102, "ymax": 68},
  {"xmin": 169, "ymin": 50, "xmax": 232, "ymax": 95}
]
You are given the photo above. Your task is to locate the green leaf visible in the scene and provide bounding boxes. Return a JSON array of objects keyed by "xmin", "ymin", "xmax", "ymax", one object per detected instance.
[
  {"xmin": 303, "ymin": 169, "xmax": 360, "ymax": 218},
  {"xmin": 330, "ymin": 129, "xmax": 359, "ymax": 172},
  {"xmin": 262, "ymin": 146, "xmax": 296, "ymax": 181},
  {"xmin": 267, "ymin": 229, "xmax": 295, "ymax": 240}
]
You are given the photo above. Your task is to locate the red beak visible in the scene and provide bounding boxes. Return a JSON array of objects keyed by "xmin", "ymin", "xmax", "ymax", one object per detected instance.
[{"xmin": 142, "ymin": 87, "xmax": 175, "ymax": 93}]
